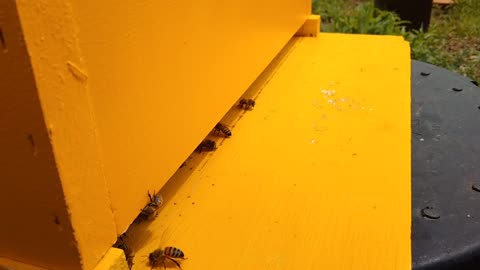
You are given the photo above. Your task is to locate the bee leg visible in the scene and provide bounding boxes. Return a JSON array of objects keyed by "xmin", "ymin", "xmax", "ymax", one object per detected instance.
[
  {"xmin": 167, "ymin": 258, "xmax": 182, "ymax": 270},
  {"xmin": 148, "ymin": 191, "xmax": 154, "ymax": 203}
]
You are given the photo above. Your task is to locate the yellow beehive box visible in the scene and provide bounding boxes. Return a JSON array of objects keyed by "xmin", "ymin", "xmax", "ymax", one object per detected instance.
[
  {"xmin": 120, "ymin": 33, "xmax": 411, "ymax": 270},
  {"xmin": 0, "ymin": 0, "xmax": 411, "ymax": 269},
  {"xmin": 0, "ymin": 0, "xmax": 309, "ymax": 269}
]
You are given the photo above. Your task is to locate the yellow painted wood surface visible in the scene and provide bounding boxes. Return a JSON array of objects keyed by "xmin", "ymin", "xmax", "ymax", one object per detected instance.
[
  {"xmin": 92, "ymin": 249, "xmax": 129, "ymax": 270},
  {"xmin": 0, "ymin": 257, "xmax": 48, "ymax": 270},
  {"xmin": 0, "ymin": 2, "xmax": 86, "ymax": 269},
  {"xmin": 121, "ymin": 33, "xmax": 412, "ymax": 270},
  {"xmin": 296, "ymin": 15, "xmax": 321, "ymax": 37},
  {"xmin": 65, "ymin": 0, "xmax": 311, "ymax": 233},
  {"xmin": 8, "ymin": 0, "xmax": 310, "ymax": 269}
]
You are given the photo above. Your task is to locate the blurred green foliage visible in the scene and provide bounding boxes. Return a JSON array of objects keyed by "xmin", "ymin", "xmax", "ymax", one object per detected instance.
[{"xmin": 312, "ymin": 0, "xmax": 479, "ymax": 82}]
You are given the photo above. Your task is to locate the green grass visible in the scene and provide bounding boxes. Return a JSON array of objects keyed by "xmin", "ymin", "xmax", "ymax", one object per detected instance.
[{"xmin": 312, "ymin": 0, "xmax": 480, "ymax": 82}]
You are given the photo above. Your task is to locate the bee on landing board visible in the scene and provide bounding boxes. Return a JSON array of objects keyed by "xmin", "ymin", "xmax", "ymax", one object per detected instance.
[
  {"xmin": 214, "ymin": 123, "xmax": 232, "ymax": 137},
  {"xmin": 196, "ymin": 139, "xmax": 216, "ymax": 153},
  {"xmin": 135, "ymin": 191, "xmax": 163, "ymax": 223},
  {"xmin": 113, "ymin": 234, "xmax": 135, "ymax": 269},
  {"xmin": 148, "ymin": 246, "xmax": 186, "ymax": 270},
  {"xmin": 239, "ymin": 98, "xmax": 255, "ymax": 110}
]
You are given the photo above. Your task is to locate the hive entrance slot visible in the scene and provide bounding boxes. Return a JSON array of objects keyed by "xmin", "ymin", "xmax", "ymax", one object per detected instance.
[{"xmin": 0, "ymin": 27, "xmax": 6, "ymax": 52}]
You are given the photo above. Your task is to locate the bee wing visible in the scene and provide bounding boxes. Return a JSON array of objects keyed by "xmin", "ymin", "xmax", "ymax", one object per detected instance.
[
  {"xmin": 155, "ymin": 194, "xmax": 164, "ymax": 206},
  {"xmin": 157, "ymin": 224, "xmax": 184, "ymax": 251}
]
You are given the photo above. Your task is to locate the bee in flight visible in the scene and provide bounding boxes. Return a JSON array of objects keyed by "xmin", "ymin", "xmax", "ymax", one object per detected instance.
[
  {"xmin": 135, "ymin": 191, "xmax": 163, "ymax": 223},
  {"xmin": 196, "ymin": 139, "xmax": 216, "ymax": 153},
  {"xmin": 113, "ymin": 234, "xmax": 134, "ymax": 269},
  {"xmin": 239, "ymin": 98, "xmax": 255, "ymax": 110},
  {"xmin": 148, "ymin": 246, "xmax": 186, "ymax": 270},
  {"xmin": 214, "ymin": 123, "xmax": 232, "ymax": 137}
]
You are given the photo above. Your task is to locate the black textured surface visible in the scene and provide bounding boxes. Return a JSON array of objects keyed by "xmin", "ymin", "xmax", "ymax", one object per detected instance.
[
  {"xmin": 411, "ymin": 60, "xmax": 480, "ymax": 269},
  {"xmin": 374, "ymin": 0, "xmax": 432, "ymax": 31}
]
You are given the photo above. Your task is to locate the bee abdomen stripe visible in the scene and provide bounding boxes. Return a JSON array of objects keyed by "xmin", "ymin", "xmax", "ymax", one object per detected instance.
[
  {"xmin": 171, "ymin": 247, "xmax": 183, "ymax": 258},
  {"xmin": 174, "ymin": 248, "xmax": 180, "ymax": 257}
]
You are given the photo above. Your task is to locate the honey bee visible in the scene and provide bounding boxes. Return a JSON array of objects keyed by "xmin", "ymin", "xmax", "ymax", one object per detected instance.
[
  {"xmin": 239, "ymin": 98, "xmax": 255, "ymax": 110},
  {"xmin": 148, "ymin": 247, "xmax": 186, "ymax": 270},
  {"xmin": 196, "ymin": 139, "xmax": 216, "ymax": 153},
  {"xmin": 135, "ymin": 191, "xmax": 163, "ymax": 223},
  {"xmin": 113, "ymin": 234, "xmax": 135, "ymax": 269},
  {"xmin": 214, "ymin": 123, "xmax": 232, "ymax": 137}
]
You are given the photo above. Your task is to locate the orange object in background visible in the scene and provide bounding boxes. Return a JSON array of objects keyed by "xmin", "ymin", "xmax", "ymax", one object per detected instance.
[{"xmin": 433, "ymin": 0, "xmax": 454, "ymax": 4}]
